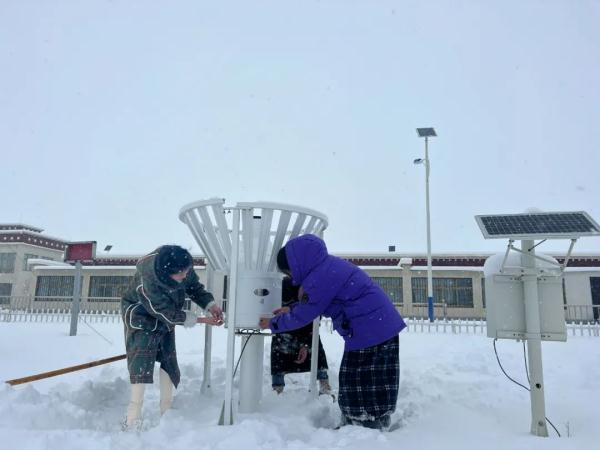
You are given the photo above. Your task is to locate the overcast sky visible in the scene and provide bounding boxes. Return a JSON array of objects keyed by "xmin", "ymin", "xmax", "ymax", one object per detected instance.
[{"xmin": 2, "ymin": 0, "xmax": 600, "ymax": 257}]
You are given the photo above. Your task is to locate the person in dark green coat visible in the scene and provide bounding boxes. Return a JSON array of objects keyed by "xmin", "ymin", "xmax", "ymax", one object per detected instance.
[{"xmin": 121, "ymin": 245, "xmax": 223, "ymax": 430}]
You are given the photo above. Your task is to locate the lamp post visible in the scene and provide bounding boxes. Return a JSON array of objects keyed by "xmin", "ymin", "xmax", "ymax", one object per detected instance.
[{"xmin": 415, "ymin": 127, "xmax": 437, "ymax": 322}]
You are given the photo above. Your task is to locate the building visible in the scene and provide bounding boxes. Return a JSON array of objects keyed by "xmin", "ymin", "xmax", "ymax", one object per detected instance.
[
  {"xmin": 1, "ymin": 223, "xmax": 600, "ymax": 321},
  {"xmin": 0, "ymin": 224, "xmax": 67, "ymax": 305}
]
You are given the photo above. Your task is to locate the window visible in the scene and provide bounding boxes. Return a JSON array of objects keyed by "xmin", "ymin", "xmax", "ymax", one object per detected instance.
[
  {"xmin": 372, "ymin": 277, "xmax": 403, "ymax": 305},
  {"xmin": 35, "ymin": 276, "xmax": 74, "ymax": 301},
  {"xmin": 412, "ymin": 277, "xmax": 474, "ymax": 308},
  {"xmin": 482, "ymin": 277, "xmax": 486, "ymax": 308},
  {"xmin": 0, "ymin": 253, "xmax": 16, "ymax": 273},
  {"xmin": 23, "ymin": 254, "xmax": 39, "ymax": 271},
  {"xmin": 0, "ymin": 283, "xmax": 12, "ymax": 305},
  {"xmin": 88, "ymin": 276, "xmax": 133, "ymax": 301}
]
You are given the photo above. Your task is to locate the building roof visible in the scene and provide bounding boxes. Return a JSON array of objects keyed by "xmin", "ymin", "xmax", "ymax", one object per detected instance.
[
  {"xmin": 0, "ymin": 231, "xmax": 67, "ymax": 251},
  {"xmin": 0, "ymin": 223, "xmax": 44, "ymax": 233}
]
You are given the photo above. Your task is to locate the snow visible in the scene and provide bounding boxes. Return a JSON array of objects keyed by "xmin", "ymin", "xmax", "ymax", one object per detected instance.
[{"xmin": 1, "ymin": 322, "xmax": 599, "ymax": 450}]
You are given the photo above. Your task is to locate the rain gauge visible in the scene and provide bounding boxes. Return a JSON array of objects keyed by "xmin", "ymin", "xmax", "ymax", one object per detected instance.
[{"xmin": 179, "ymin": 198, "xmax": 328, "ymax": 425}]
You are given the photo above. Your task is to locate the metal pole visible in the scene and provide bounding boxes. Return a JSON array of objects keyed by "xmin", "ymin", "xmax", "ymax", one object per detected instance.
[
  {"xmin": 202, "ymin": 264, "xmax": 214, "ymax": 394},
  {"xmin": 238, "ymin": 335, "xmax": 264, "ymax": 413},
  {"xmin": 308, "ymin": 318, "xmax": 320, "ymax": 397},
  {"xmin": 69, "ymin": 261, "xmax": 82, "ymax": 336},
  {"xmin": 425, "ymin": 137, "xmax": 434, "ymax": 322},
  {"xmin": 521, "ymin": 240, "xmax": 549, "ymax": 437},
  {"xmin": 309, "ymin": 227, "xmax": 325, "ymax": 396},
  {"xmin": 222, "ymin": 209, "xmax": 241, "ymax": 425}
]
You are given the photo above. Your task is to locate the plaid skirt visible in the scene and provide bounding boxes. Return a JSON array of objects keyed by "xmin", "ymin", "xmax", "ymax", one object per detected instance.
[{"xmin": 338, "ymin": 335, "xmax": 399, "ymax": 428}]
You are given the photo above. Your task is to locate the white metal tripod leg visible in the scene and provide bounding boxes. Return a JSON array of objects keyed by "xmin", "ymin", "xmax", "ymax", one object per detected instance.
[
  {"xmin": 222, "ymin": 209, "xmax": 241, "ymax": 426},
  {"xmin": 201, "ymin": 326, "xmax": 212, "ymax": 394},
  {"xmin": 202, "ymin": 265, "xmax": 215, "ymax": 394},
  {"xmin": 309, "ymin": 317, "xmax": 320, "ymax": 397}
]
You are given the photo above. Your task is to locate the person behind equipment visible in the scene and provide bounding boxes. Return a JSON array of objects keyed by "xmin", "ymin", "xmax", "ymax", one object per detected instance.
[{"xmin": 270, "ymin": 276, "xmax": 331, "ymax": 395}]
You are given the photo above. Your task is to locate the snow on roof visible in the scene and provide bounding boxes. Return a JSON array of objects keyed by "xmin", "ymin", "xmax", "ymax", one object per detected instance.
[
  {"xmin": 336, "ymin": 251, "xmax": 492, "ymax": 258},
  {"xmin": 27, "ymin": 258, "xmax": 70, "ymax": 268},
  {"xmin": 411, "ymin": 266, "xmax": 485, "ymax": 272},
  {"xmin": 0, "ymin": 229, "xmax": 68, "ymax": 244},
  {"xmin": 0, "ymin": 223, "xmax": 44, "ymax": 233},
  {"xmin": 34, "ymin": 266, "xmax": 138, "ymax": 272},
  {"xmin": 34, "ymin": 264, "xmax": 207, "ymax": 272},
  {"xmin": 564, "ymin": 267, "xmax": 600, "ymax": 272}
]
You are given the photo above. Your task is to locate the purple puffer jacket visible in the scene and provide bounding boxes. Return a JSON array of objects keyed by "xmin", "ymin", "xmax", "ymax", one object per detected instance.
[{"xmin": 270, "ymin": 234, "xmax": 406, "ymax": 351}]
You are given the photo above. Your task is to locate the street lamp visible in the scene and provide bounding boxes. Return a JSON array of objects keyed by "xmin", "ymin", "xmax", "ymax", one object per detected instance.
[{"xmin": 415, "ymin": 127, "xmax": 437, "ymax": 322}]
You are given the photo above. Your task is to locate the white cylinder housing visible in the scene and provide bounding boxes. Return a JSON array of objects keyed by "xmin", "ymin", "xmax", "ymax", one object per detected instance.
[{"xmin": 235, "ymin": 271, "xmax": 282, "ymax": 328}]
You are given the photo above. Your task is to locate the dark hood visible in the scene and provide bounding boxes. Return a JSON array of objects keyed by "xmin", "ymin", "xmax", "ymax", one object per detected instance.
[{"xmin": 137, "ymin": 248, "xmax": 179, "ymax": 288}]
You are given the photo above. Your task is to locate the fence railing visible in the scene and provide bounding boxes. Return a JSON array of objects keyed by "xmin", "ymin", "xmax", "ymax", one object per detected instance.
[
  {"xmin": 2, "ymin": 296, "xmax": 599, "ymax": 337},
  {"xmin": 0, "ymin": 295, "xmax": 121, "ymax": 323},
  {"xmin": 564, "ymin": 304, "xmax": 600, "ymax": 322},
  {"xmin": 402, "ymin": 318, "xmax": 600, "ymax": 337},
  {"xmin": 321, "ymin": 317, "xmax": 600, "ymax": 337}
]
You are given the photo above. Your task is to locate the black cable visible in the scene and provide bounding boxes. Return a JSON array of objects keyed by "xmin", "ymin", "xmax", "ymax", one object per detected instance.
[
  {"xmin": 493, "ymin": 339, "xmax": 561, "ymax": 437},
  {"xmin": 232, "ymin": 331, "xmax": 262, "ymax": 379},
  {"xmin": 523, "ymin": 342, "xmax": 530, "ymax": 384},
  {"xmin": 493, "ymin": 339, "xmax": 530, "ymax": 391}
]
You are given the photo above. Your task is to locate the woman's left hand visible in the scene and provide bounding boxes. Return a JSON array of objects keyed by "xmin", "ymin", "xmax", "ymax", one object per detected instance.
[
  {"xmin": 198, "ymin": 316, "xmax": 223, "ymax": 326},
  {"xmin": 208, "ymin": 304, "xmax": 224, "ymax": 322}
]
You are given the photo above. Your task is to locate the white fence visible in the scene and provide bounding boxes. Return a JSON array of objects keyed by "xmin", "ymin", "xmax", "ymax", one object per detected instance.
[
  {"xmin": 323, "ymin": 318, "xmax": 600, "ymax": 337},
  {"xmin": 403, "ymin": 318, "xmax": 600, "ymax": 337},
  {"xmin": 1, "ymin": 308, "xmax": 122, "ymax": 324},
  {"xmin": 2, "ymin": 303, "xmax": 600, "ymax": 337}
]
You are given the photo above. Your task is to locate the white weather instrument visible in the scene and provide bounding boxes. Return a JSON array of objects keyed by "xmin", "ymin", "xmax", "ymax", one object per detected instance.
[
  {"xmin": 475, "ymin": 210, "xmax": 600, "ymax": 437},
  {"xmin": 179, "ymin": 198, "xmax": 328, "ymax": 425}
]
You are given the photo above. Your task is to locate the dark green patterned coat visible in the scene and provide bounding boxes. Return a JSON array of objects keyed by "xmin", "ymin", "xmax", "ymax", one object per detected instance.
[{"xmin": 121, "ymin": 248, "xmax": 214, "ymax": 387}]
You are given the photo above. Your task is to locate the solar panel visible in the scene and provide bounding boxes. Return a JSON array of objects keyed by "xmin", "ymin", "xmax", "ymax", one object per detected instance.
[
  {"xmin": 475, "ymin": 211, "xmax": 600, "ymax": 240},
  {"xmin": 416, "ymin": 128, "xmax": 437, "ymax": 138}
]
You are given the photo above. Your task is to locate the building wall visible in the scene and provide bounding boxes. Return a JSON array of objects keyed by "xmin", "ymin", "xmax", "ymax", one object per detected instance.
[
  {"xmin": 362, "ymin": 266, "xmax": 485, "ymax": 319},
  {"xmin": 0, "ymin": 243, "xmax": 64, "ymax": 299},
  {"xmin": 4, "ymin": 250, "xmax": 600, "ymax": 321},
  {"xmin": 30, "ymin": 266, "xmax": 210, "ymax": 311},
  {"xmin": 564, "ymin": 272, "xmax": 594, "ymax": 305},
  {"xmin": 563, "ymin": 271, "xmax": 599, "ymax": 321}
]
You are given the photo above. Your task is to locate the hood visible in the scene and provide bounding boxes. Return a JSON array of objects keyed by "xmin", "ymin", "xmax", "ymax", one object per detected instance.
[
  {"xmin": 136, "ymin": 248, "xmax": 178, "ymax": 288},
  {"xmin": 285, "ymin": 234, "xmax": 328, "ymax": 284}
]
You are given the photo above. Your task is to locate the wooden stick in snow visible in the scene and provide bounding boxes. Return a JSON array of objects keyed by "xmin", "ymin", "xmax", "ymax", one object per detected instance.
[{"xmin": 5, "ymin": 354, "xmax": 127, "ymax": 386}]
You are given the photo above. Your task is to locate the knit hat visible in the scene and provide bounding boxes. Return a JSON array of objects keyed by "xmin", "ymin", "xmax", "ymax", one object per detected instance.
[
  {"xmin": 156, "ymin": 245, "xmax": 193, "ymax": 275},
  {"xmin": 276, "ymin": 246, "xmax": 290, "ymax": 273}
]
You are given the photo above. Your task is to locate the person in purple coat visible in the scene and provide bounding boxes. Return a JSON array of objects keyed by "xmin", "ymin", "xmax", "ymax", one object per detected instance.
[{"xmin": 259, "ymin": 234, "xmax": 406, "ymax": 430}]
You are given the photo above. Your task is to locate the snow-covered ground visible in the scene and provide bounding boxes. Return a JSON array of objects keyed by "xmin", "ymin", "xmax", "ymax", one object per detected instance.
[{"xmin": 1, "ymin": 321, "xmax": 598, "ymax": 450}]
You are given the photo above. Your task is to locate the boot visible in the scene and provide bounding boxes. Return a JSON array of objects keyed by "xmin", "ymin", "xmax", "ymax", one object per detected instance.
[
  {"xmin": 123, "ymin": 384, "xmax": 145, "ymax": 431},
  {"xmin": 159, "ymin": 369, "xmax": 173, "ymax": 415},
  {"xmin": 318, "ymin": 379, "xmax": 332, "ymax": 395}
]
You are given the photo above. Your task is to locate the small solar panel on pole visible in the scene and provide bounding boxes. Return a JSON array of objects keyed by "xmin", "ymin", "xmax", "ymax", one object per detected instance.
[{"xmin": 475, "ymin": 210, "xmax": 600, "ymax": 437}]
